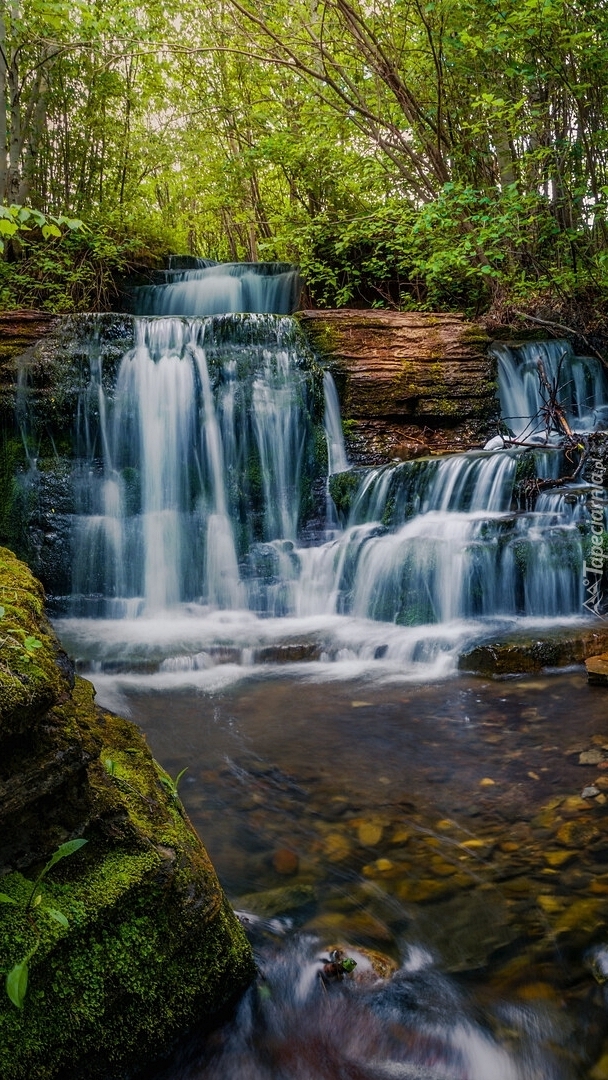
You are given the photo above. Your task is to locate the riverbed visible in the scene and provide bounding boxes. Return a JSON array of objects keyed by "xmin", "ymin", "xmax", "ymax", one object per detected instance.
[{"xmin": 113, "ymin": 668, "xmax": 608, "ymax": 1080}]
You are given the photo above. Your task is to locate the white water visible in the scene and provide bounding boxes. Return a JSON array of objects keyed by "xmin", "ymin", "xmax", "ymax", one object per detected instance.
[
  {"xmin": 492, "ymin": 338, "xmax": 608, "ymax": 439},
  {"xmin": 41, "ymin": 301, "xmax": 607, "ymax": 699},
  {"xmin": 132, "ymin": 262, "xmax": 300, "ymax": 317}
]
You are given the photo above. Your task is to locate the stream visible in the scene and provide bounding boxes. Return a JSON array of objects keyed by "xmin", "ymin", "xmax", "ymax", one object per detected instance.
[
  {"xmin": 15, "ymin": 260, "xmax": 608, "ymax": 1077},
  {"xmin": 126, "ymin": 669, "xmax": 608, "ymax": 1080}
]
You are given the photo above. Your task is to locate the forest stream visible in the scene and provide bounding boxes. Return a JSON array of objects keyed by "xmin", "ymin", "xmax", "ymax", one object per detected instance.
[{"xmin": 15, "ymin": 261, "xmax": 608, "ymax": 1079}]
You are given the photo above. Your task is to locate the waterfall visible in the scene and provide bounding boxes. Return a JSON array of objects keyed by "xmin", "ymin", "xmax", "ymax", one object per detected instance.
[
  {"xmin": 131, "ymin": 262, "xmax": 300, "ymax": 317},
  {"xmin": 323, "ymin": 371, "xmax": 348, "ymax": 475},
  {"xmin": 491, "ymin": 338, "xmax": 608, "ymax": 439},
  {"xmin": 67, "ymin": 314, "xmax": 315, "ymax": 616},
  {"xmin": 11, "ymin": 283, "xmax": 603, "ymax": 684}
]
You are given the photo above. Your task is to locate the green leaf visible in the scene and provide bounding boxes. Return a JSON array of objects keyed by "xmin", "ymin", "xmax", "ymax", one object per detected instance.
[
  {"xmin": 45, "ymin": 838, "xmax": 88, "ymax": 874},
  {"xmin": 0, "ymin": 219, "xmax": 19, "ymax": 236},
  {"xmin": 174, "ymin": 767, "xmax": 188, "ymax": 788},
  {"xmin": 0, "ymin": 606, "xmax": 5, "ymax": 618},
  {"xmin": 23, "ymin": 636, "xmax": 42, "ymax": 652},
  {"xmin": 340, "ymin": 957, "xmax": 357, "ymax": 973},
  {"xmin": 41, "ymin": 223, "xmax": 61, "ymax": 239},
  {"xmin": 6, "ymin": 960, "xmax": 28, "ymax": 1009},
  {"xmin": 0, "ymin": 892, "xmax": 17, "ymax": 904},
  {"xmin": 46, "ymin": 907, "xmax": 69, "ymax": 927}
]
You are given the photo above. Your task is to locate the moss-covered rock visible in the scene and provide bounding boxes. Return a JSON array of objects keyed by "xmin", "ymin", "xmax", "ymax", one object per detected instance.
[
  {"xmin": 459, "ymin": 625, "xmax": 608, "ymax": 676},
  {"xmin": 0, "ymin": 546, "xmax": 255, "ymax": 1080}
]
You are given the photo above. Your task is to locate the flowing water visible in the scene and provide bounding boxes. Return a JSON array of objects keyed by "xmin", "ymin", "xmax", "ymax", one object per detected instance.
[{"xmin": 15, "ymin": 264, "xmax": 608, "ymax": 1077}]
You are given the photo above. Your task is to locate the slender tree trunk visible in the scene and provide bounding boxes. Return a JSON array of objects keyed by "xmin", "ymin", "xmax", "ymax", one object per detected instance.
[{"xmin": 0, "ymin": 14, "xmax": 7, "ymax": 201}]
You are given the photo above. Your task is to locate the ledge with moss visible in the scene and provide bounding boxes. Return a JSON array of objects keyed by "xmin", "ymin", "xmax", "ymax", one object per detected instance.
[{"xmin": 0, "ymin": 546, "xmax": 255, "ymax": 1080}]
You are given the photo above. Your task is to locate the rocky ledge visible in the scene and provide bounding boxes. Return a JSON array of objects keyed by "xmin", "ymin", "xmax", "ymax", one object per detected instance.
[
  {"xmin": 297, "ymin": 309, "xmax": 497, "ymax": 463},
  {"xmin": 459, "ymin": 624, "xmax": 608, "ymax": 677},
  {"xmin": 0, "ymin": 546, "xmax": 254, "ymax": 1080}
]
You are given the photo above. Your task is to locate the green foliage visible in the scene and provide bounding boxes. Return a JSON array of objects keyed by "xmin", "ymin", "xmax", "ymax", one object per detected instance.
[
  {"xmin": 158, "ymin": 766, "xmax": 188, "ymax": 800},
  {"xmin": 2, "ymin": 0, "xmax": 608, "ymax": 313},
  {"xmin": 1, "ymin": 840, "xmax": 87, "ymax": 1009}
]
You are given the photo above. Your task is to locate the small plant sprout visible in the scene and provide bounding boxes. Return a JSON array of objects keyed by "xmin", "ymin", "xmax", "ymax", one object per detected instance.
[
  {"xmin": 159, "ymin": 766, "xmax": 188, "ymax": 800},
  {"xmin": 25, "ymin": 838, "xmax": 88, "ymax": 912},
  {"xmin": 1, "ymin": 838, "xmax": 88, "ymax": 1008}
]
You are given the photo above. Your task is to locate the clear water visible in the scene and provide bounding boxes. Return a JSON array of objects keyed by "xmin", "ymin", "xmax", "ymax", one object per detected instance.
[
  {"xmin": 131, "ymin": 671, "xmax": 608, "ymax": 1080},
  {"xmin": 20, "ymin": 275, "xmax": 607, "ymax": 1078}
]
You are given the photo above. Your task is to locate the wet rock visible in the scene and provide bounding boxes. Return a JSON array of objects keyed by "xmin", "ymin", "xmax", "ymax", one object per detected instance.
[
  {"xmin": 544, "ymin": 850, "xmax": 576, "ymax": 868},
  {"xmin": 583, "ymin": 786, "xmax": 601, "ymax": 799},
  {"xmin": 587, "ymin": 654, "xmax": 608, "ymax": 686},
  {"xmin": 590, "ymin": 1051, "xmax": 608, "ymax": 1080},
  {"xmin": 322, "ymin": 832, "xmax": 353, "ymax": 862},
  {"xmin": 412, "ymin": 888, "xmax": 515, "ymax": 972},
  {"xmin": 357, "ymin": 819, "xmax": 384, "ymax": 846},
  {"xmin": 554, "ymin": 898, "xmax": 605, "ymax": 936},
  {"xmin": 459, "ymin": 626, "xmax": 608, "ymax": 676},
  {"xmin": 321, "ymin": 943, "xmax": 398, "ymax": 981},
  {"xmin": 236, "ymin": 883, "xmax": 316, "ymax": 919},
  {"xmin": 254, "ymin": 642, "xmax": 322, "ymax": 663},
  {"xmin": 272, "ymin": 848, "xmax": 299, "ymax": 875},
  {"xmin": 580, "ymin": 750, "xmax": 607, "ymax": 765},
  {"xmin": 556, "ymin": 820, "xmax": 601, "ymax": 847},
  {"xmin": 0, "ymin": 547, "xmax": 254, "ymax": 1080}
]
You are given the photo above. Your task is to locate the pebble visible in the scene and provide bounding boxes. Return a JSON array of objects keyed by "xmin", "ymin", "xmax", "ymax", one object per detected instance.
[
  {"xmin": 537, "ymin": 894, "xmax": 563, "ymax": 914},
  {"xmin": 579, "ymin": 750, "xmax": 607, "ymax": 765},
  {"xmin": 556, "ymin": 820, "xmax": 601, "ymax": 847},
  {"xmin": 323, "ymin": 832, "xmax": 352, "ymax": 862},
  {"xmin": 357, "ymin": 821, "xmax": 383, "ymax": 847},
  {"xmin": 544, "ymin": 849, "xmax": 575, "ymax": 868},
  {"xmin": 582, "ymin": 786, "xmax": 601, "ymax": 799},
  {"xmin": 480, "ymin": 777, "xmax": 495, "ymax": 787},
  {"xmin": 590, "ymin": 1052, "xmax": 608, "ymax": 1080},
  {"xmin": 272, "ymin": 848, "xmax": 299, "ymax": 875}
]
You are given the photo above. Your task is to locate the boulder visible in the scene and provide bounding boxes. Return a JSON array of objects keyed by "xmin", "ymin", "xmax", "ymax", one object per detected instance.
[
  {"xmin": 0, "ymin": 546, "xmax": 254, "ymax": 1080},
  {"xmin": 459, "ymin": 625, "xmax": 608, "ymax": 676},
  {"xmin": 587, "ymin": 653, "xmax": 608, "ymax": 686}
]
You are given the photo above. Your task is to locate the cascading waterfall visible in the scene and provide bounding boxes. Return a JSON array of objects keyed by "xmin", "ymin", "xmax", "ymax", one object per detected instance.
[
  {"xmin": 20, "ymin": 272, "xmax": 601, "ymax": 685},
  {"xmin": 492, "ymin": 338, "xmax": 608, "ymax": 438},
  {"xmin": 131, "ymin": 262, "xmax": 300, "ymax": 318},
  {"xmin": 68, "ymin": 314, "xmax": 314, "ymax": 617}
]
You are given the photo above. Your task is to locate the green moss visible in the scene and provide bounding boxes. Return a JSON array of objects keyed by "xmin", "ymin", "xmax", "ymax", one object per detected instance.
[
  {"xmin": 328, "ymin": 470, "xmax": 361, "ymax": 523},
  {"xmin": 0, "ymin": 547, "xmax": 68, "ymax": 734},
  {"xmin": 0, "ymin": 548, "xmax": 255, "ymax": 1080}
]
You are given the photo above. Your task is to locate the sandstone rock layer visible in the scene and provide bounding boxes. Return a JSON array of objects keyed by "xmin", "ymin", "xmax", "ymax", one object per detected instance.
[{"xmin": 298, "ymin": 309, "xmax": 497, "ymax": 462}]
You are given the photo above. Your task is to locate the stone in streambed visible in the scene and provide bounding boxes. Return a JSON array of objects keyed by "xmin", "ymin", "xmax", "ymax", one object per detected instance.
[
  {"xmin": 587, "ymin": 654, "xmax": 608, "ymax": 686},
  {"xmin": 236, "ymin": 883, "xmax": 316, "ymax": 919},
  {"xmin": 556, "ymin": 820, "xmax": 600, "ymax": 847},
  {"xmin": 272, "ymin": 848, "xmax": 299, "ymax": 875}
]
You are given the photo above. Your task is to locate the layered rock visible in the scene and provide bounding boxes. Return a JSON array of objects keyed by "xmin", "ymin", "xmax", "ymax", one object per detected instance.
[
  {"xmin": 0, "ymin": 546, "xmax": 254, "ymax": 1080},
  {"xmin": 297, "ymin": 310, "xmax": 497, "ymax": 463}
]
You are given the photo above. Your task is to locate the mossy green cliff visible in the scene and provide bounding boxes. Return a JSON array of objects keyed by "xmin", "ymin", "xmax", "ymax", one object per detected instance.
[{"xmin": 0, "ymin": 546, "xmax": 255, "ymax": 1080}]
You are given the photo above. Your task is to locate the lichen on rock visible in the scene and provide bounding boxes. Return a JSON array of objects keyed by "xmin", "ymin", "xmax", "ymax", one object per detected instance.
[{"xmin": 0, "ymin": 546, "xmax": 255, "ymax": 1080}]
